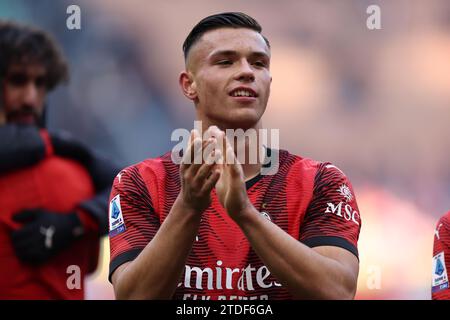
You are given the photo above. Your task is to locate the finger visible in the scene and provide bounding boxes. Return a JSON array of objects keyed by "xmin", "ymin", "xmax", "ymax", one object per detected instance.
[
  {"xmin": 181, "ymin": 130, "xmax": 194, "ymax": 167},
  {"xmin": 195, "ymin": 148, "xmax": 221, "ymax": 182},
  {"xmin": 181, "ymin": 130, "xmax": 199, "ymax": 170},
  {"xmin": 189, "ymin": 138, "xmax": 215, "ymax": 176},
  {"xmin": 12, "ymin": 210, "xmax": 38, "ymax": 223},
  {"xmin": 222, "ymin": 136, "xmax": 244, "ymax": 177},
  {"xmin": 221, "ymin": 134, "xmax": 235, "ymax": 165},
  {"xmin": 201, "ymin": 168, "xmax": 222, "ymax": 194},
  {"xmin": 208, "ymin": 125, "xmax": 223, "ymax": 138},
  {"xmin": 190, "ymin": 129, "xmax": 203, "ymax": 165},
  {"xmin": 204, "ymin": 126, "xmax": 223, "ymax": 148}
]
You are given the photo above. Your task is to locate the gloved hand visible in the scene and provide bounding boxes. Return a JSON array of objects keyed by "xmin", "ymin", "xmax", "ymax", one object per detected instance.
[{"xmin": 10, "ymin": 209, "xmax": 84, "ymax": 265}]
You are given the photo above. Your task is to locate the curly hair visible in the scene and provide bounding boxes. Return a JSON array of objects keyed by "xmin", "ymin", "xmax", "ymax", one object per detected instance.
[{"xmin": 0, "ymin": 20, "xmax": 69, "ymax": 91}]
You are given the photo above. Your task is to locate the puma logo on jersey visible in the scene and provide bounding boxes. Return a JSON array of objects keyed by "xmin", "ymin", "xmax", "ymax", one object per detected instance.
[
  {"xmin": 117, "ymin": 170, "xmax": 126, "ymax": 183},
  {"xmin": 435, "ymin": 223, "xmax": 443, "ymax": 240}
]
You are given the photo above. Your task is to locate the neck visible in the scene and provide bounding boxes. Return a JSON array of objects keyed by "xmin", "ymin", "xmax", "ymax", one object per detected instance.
[{"xmin": 237, "ymin": 138, "xmax": 264, "ymax": 182}]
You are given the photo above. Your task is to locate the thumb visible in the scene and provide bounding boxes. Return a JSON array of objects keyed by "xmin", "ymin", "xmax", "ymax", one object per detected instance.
[{"xmin": 12, "ymin": 209, "xmax": 39, "ymax": 223}]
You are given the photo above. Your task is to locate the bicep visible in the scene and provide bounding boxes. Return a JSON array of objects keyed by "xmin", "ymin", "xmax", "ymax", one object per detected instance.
[
  {"xmin": 313, "ymin": 245, "xmax": 359, "ymax": 296},
  {"xmin": 111, "ymin": 262, "xmax": 132, "ymax": 296},
  {"xmin": 108, "ymin": 167, "xmax": 158, "ymax": 297}
]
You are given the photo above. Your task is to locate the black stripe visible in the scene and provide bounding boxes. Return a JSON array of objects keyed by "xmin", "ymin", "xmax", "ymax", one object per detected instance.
[
  {"xmin": 245, "ymin": 174, "xmax": 264, "ymax": 190},
  {"xmin": 109, "ymin": 248, "xmax": 143, "ymax": 283},
  {"xmin": 301, "ymin": 236, "xmax": 359, "ymax": 260},
  {"xmin": 245, "ymin": 147, "xmax": 275, "ymax": 190}
]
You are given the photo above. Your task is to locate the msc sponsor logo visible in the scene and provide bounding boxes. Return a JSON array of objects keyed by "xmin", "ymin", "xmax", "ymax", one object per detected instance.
[{"xmin": 324, "ymin": 202, "xmax": 360, "ymax": 225}]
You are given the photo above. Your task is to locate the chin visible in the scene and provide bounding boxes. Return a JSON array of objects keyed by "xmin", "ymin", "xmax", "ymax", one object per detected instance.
[
  {"xmin": 204, "ymin": 104, "xmax": 265, "ymax": 129},
  {"xmin": 222, "ymin": 113, "xmax": 262, "ymax": 130}
]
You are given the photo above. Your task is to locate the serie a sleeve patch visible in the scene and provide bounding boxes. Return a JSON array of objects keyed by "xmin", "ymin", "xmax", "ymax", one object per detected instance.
[
  {"xmin": 109, "ymin": 194, "xmax": 126, "ymax": 237},
  {"xmin": 432, "ymin": 251, "xmax": 449, "ymax": 293}
]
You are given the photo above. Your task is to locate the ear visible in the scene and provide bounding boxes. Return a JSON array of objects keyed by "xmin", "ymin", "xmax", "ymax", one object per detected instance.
[{"xmin": 179, "ymin": 71, "xmax": 197, "ymax": 101}]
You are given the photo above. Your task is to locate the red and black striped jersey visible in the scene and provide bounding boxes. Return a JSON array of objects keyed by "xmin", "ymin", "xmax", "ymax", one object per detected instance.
[
  {"xmin": 432, "ymin": 211, "xmax": 450, "ymax": 300},
  {"xmin": 108, "ymin": 149, "xmax": 361, "ymax": 300}
]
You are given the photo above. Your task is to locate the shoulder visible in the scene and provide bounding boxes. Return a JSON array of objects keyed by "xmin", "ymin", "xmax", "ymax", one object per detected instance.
[
  {"xmin": 112, "ymin": 151, "xmax": 177, "ymax": 188},
  {"xmin": 440, "ymin": 211, "xmax": 450, "ymax": 223},
  {"xmin": 283, "ymin": 150, "xmax": 350, "ymax": 185},
  {"xmin": 436, "ymin": 211, "xmax": 450, "ymax": 233}
]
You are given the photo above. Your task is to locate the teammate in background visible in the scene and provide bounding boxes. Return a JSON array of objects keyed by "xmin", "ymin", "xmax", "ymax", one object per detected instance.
[
  {"xmin": 0, "ymin": 21, "xmax": 119, "ymax": 299},
  {"xmin": 432, "ymin": 211, "xmax": 450, "ymax": 299},
  {"xmin": 108, "ymin": 12, "xmax": 361, "ymax": 300}
]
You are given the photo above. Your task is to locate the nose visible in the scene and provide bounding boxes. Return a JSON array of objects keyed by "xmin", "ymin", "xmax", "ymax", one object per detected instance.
[
  {"xmin": 22, "ymin": 82, "xmax": 40, "ymax": 107},
  {"xmin": 234, "ymin": 59, "xmax": 255, "ymax": 83}
]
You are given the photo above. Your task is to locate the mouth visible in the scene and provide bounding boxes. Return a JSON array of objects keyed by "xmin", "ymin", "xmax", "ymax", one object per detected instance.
[
  {"xmin": 7, "ymin": 111, "xmax": 38, "ymax": 125},
  {"xmin": 228, "ymin": 87, "xmax": 258, "ymax": 102}
]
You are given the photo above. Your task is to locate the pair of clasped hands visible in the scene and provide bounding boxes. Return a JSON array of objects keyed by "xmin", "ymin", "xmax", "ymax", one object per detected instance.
[{"xmin": 178, "ymin": 126, "xmax": 253, "ymax": 222}]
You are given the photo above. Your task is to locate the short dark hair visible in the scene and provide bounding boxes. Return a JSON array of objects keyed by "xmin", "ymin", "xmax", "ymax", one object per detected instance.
[
  {"xmin": 0, "ymin": 20, "xmax": 69, "ymax": 91},
  {"xmin": 182, "ymin": 12, "xmax": 270, "ymax": 60}
]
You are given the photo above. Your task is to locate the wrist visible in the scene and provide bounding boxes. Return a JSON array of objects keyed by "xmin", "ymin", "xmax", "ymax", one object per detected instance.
[
  {"xmin": 173, "ymin": 194, "xmax": 204, "ymax": 222},
  {"xmin": 231, "ymin": 203, "xmax": 259, "ymax": 226}
]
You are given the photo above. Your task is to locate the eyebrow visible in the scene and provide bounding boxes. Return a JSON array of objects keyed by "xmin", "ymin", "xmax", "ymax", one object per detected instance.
[{"xmin": 208, "ymin": 50, "xmax": 270, "ymax": 60}]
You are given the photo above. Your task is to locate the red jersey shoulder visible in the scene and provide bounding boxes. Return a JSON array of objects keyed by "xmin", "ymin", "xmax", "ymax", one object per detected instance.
[
  {"xmin": 112, "ymin": 152, "xmax": 175, "ymax": 189},
  {"xmin": 287, "ymin": 154, "xmax": 318, "ymax": 175},
  {"xmin": 108, "ymin": 158, "xmax": 164, "ymax": 267},
  {"xmin": 288, "ymin": 156, "xmax": 359, "ymax": 205},
  {"xmin": 434, "ymin": 211, "xmax": 450, "ymax": 248},
  {"xmin": 294, "ymin": 158, "xmax": 361, "ymax": 256},
  {"xmin": 109, "ymin": 152, "xmax": 176, "ymax": 228},
  {"xmin": 437, "ymin": 211, "xmax": 450, "ymax": 235},
  {"xmin": 315, "ymin": 162, "xmax": 361, "ymax": 229}
]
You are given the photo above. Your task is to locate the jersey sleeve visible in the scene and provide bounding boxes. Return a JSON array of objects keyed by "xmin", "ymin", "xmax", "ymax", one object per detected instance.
[
  {"xmin": 432, "ymin": 212, "xmax": 450, "ymax": 300},
  {"xmin": 299, "ymin": 163, "xmax": 361, "ymax": 259},
  {"xmin": 108, "ymin": 165, "xmax": 160, "ymax": 282}
]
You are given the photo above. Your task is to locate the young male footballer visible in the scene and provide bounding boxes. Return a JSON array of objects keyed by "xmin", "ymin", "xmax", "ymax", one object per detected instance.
[{"xmin": 109, "ymin": 12, "xmax": 361, "ymax": 300}]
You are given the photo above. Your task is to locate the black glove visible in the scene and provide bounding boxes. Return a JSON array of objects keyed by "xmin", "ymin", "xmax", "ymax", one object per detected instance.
[{"xmin": 11, "ymin": 209, "xmax": 84, "ymax": 265}]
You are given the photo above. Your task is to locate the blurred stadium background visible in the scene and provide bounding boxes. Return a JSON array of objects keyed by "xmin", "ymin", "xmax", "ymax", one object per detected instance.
[{"xmin": 1, "ymin": 0, "xmax": 450, "ymax": 299}]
